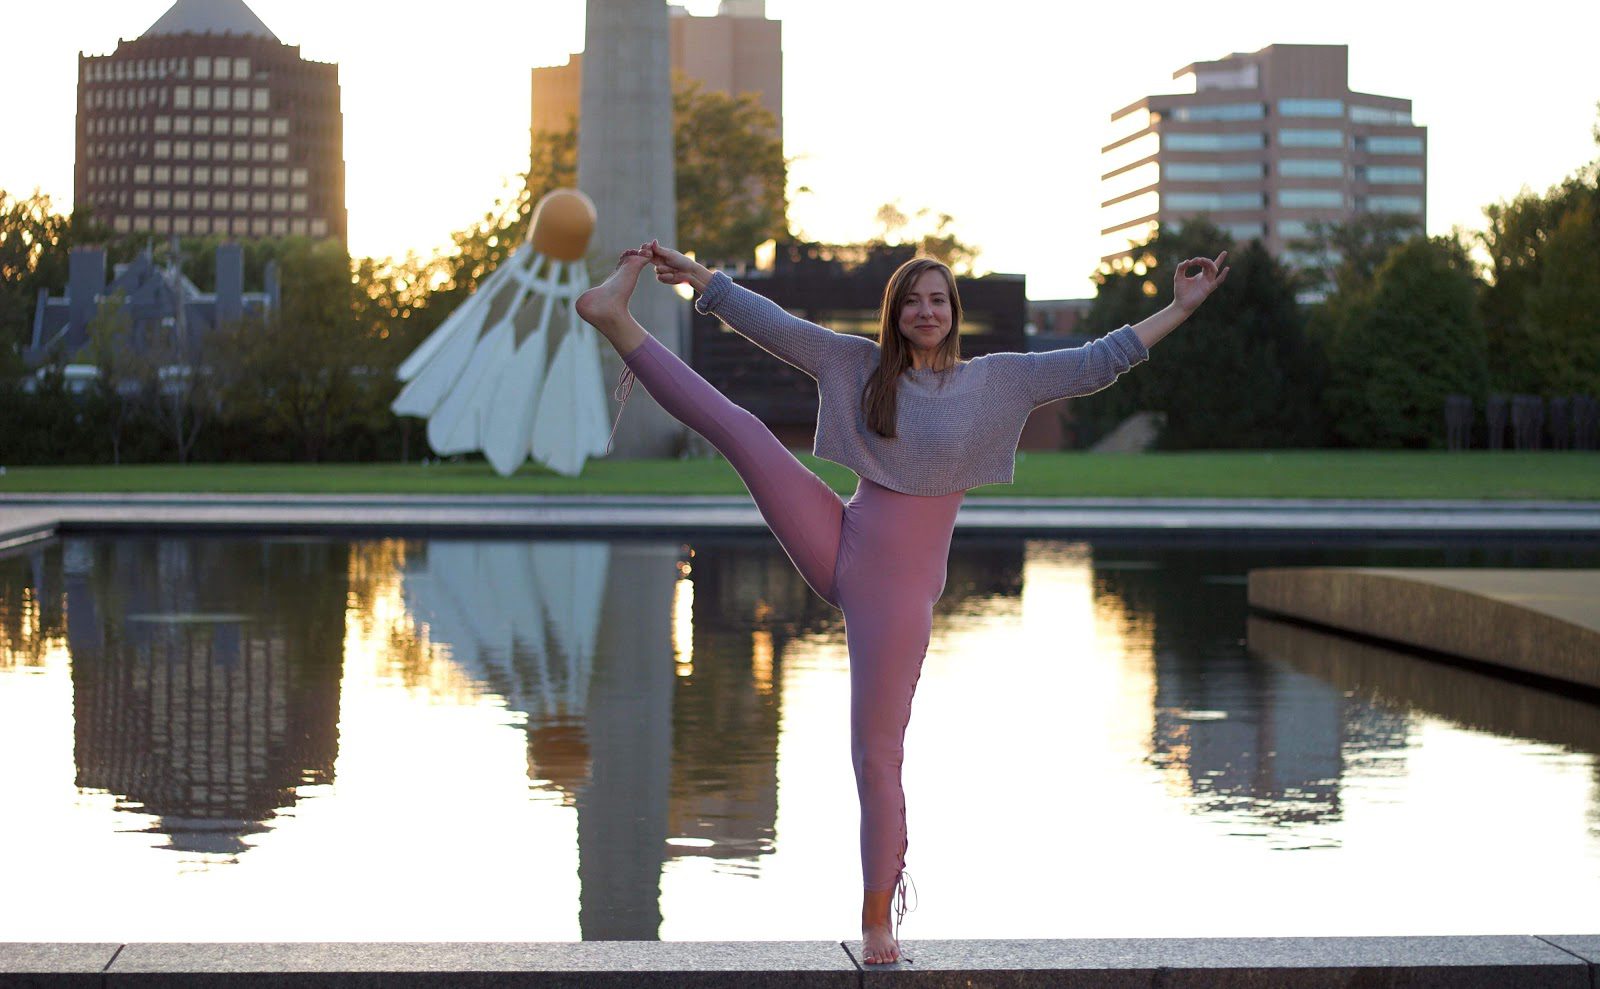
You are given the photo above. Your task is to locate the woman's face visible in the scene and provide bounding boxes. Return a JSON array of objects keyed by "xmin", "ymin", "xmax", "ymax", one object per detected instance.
[{"xmin": 897, "ymin": 268, "xmax": 953, "ymax": 351}]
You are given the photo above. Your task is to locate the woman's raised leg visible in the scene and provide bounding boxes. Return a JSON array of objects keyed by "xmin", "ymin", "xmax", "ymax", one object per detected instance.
[{"xmin": 577, "ymin": 250, "xmax": 844, "ymax": 603}]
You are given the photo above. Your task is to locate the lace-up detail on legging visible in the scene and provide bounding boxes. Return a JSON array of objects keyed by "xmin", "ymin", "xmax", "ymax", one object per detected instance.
[{"xmin": 605, "ymin": 365, "xmax": 636, "ymax": 455}]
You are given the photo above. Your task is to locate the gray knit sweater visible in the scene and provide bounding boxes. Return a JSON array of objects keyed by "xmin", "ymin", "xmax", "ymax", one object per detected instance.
[{"xmin": 695, "ymin": 271, "xmax": 1150, "ymax": 496}]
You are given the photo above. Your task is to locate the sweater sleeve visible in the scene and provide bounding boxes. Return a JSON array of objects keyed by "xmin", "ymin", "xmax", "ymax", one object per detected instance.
[
  {"xmin": 694, "ymin": 270, "xmax": 846, "ymax": 378},
  {"xmin": 987, "ymin": 325, "xmax": 1150, "ymax": 408}
]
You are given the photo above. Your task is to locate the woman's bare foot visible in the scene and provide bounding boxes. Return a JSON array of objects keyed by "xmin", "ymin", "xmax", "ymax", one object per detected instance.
[
  {"xmin": 861, "ymin": 888, "xmax": 900, "ymax": 964},
  {"xmin": 575, "ymin": 247, "xmax": 652, "ymax": 353}
]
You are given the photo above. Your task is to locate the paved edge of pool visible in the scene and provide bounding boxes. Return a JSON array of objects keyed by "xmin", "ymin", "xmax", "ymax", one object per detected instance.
[
  {"xmin": 2, "ymin": 494, "xmax": 1598, "ymax": 552},
  {"xmin": 1249, "ymin": 568, "xmax": 1600, "ymax": 693},
  {"xmin": 2, "ymin": 935, "xmax": 1598, "ymax": 986}
]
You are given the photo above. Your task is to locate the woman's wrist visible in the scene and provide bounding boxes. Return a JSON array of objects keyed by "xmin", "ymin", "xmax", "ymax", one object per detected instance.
[{"xmin": 690, "ymin": 265, "xmax": 715, "ymax": 294}]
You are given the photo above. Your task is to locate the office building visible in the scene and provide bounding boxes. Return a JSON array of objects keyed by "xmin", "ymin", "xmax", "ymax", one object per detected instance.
[
  {"xmin": 531, "ymin": 0, "xmax": 783, "ymax": 145},
  {"xmin": 1100, "ymin": 44, "xmax": 1426, "ymax": 270},
  {"xmin": 74, "ymin": 0, "xmax": 347, "ymax": 243}
]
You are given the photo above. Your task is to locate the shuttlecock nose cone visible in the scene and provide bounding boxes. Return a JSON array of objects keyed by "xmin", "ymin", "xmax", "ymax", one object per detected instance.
[{"xmin": 529, "ymin": 189, "xmax": 598, "ymax": 261}]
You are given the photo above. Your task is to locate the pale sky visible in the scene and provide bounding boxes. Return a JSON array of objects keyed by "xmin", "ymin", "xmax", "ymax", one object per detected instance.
[{"xmin": 3, "ymin": 0, "xmax": 1597, "ymax": 298}]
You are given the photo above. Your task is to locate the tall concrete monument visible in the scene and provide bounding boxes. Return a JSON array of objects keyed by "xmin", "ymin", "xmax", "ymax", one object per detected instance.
[{"xmin": 579, "ymin": 0, "xmax": 683, "ymax": 458}]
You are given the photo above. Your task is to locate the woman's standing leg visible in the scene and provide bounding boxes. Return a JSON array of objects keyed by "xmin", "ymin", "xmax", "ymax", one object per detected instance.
[
  {"xmin": 577, "ymin": 250, "xmax": 844, "ymax": 603},
  {"xmin": 833, "ymin": 479, "xmax": 964, "ymax": 964}
]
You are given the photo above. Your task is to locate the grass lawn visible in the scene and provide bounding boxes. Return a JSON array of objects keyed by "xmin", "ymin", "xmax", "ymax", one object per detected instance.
[{"xmin": 1, "ymin": 451, "xmax": 1596, "ymax": 499}]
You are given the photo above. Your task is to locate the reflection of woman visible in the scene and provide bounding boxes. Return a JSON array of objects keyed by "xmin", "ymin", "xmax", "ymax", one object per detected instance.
[{"xmin": 576, "ymin": 241, "xmax": 1228, "ymax": 964}]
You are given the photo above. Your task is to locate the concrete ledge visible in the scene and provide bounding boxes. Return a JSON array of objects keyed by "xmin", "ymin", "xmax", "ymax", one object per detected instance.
[
  {"xmin": 1248, "ymin": 567, "xmax": 1600, "ymax": 691},
  {"xmin": 5, "ymin": 937, "xmax": 1598, "ymax": 988}
]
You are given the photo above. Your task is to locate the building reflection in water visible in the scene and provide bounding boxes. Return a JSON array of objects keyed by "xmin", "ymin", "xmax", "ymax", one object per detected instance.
[{"xmin": 60, "ymin": 536, "xmax": 343, "ymax": 859}]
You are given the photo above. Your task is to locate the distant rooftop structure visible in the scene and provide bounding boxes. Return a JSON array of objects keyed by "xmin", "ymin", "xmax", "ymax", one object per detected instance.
[{"xmin": 142, "ymin": 0, "xmax": 279, "ymax": 41}]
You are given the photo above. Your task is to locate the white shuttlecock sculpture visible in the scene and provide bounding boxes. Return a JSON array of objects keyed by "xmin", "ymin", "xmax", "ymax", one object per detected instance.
[{"xmin": 393, "ymin": 189, "xmax": 611, "ymax": 477}]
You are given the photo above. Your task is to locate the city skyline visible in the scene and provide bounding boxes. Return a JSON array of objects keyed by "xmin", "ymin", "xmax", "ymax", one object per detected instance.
[{"xmin": 3, "ymin": 0, "xmax": 1597, "ymax": 299}]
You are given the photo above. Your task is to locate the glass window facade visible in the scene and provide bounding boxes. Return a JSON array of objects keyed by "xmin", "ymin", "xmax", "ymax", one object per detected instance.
[
  {"xmin": 1166, "ymin": 192, "xmax": 1263, "ymax": 211},
  {"xmin": 1165, "ymin": 161, "xmax": 1263, "ymax": 181},
  {"xmin": 1279, "ymin": 129, "xmax": 1343, "ymax": 148},
  {"xmin": 1279, "ymin": 189, "xmax": 1345, "ymax": 208},
  {"xmin": 1363, "ymin": 136, "xmax": 1424, "ymax": 155},
  {"xmin": 1362, "ymin": 165, "xmax": 1423, "ymax": 184},
  {"xmin": 1221, "ymin": 222, "xmax": 1266, "ymax": 241},
  {"xmin": 1279, "ymin": 158, "xmax": 1344, "ymax": 178},
  {"xmin": 1362, "ymin": 195, "xmax": 1423, "ymax": 213},
  {"xmin": 1101, "ymin": 160, "xmax": 1159, "ymax": 202},
  {"xmin": 1169, "ymin": 102, "xmax": 1265, "ymax": 122},
  {"xmin": 1350, "ymin": 104, "xmax": 1412, "ymax": 125},
  {"xmin": 1164, "ymin": 132, "xmax": 1265, "ymax": 151},
  {"xmin": 1278, "ymin": 99, "xmax": 1344, "ymax": 117}
]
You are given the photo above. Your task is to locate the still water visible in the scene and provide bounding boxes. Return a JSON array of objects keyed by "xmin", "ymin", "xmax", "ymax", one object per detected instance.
[{"xmin": 2, "ymin": 533, "xmax": 1597, "ymax": 942}]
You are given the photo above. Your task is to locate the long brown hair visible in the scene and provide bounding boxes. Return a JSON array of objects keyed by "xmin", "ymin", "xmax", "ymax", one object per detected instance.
[{"xmin": 862, "ymin": 257, "xmax": 963, "ymax": 437}]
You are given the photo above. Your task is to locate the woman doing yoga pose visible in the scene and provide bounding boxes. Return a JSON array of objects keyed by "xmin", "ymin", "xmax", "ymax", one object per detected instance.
[{"xmin": 575, "ymin": 241, "xmax": 1228, "ymax": 964}]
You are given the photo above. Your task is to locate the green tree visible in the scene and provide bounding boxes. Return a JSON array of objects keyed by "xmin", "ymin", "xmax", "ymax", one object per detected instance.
[
  {"xmin": 0, "ymin": 189, "xmax": 121, "ymax": 357},
  {"xmin": 673, "ymin": 74, "xmax": 787, "ymax": 264},
  {"xmin": 1522, "ymin": 194, "xmax": 1600, "ymax": 397},
  {"xmin": 219, "ymin": 238, "xmax": 388, "ymax": 461},
  {"xmin": 84, "ymin": 291, "xmax": 145, "ymax": 464},
  {"xmin": 1076, "ymin": 219, "xmax": 1320, "ymax": 449},
  {"xmin": 1288, "ymin": 211, "xmax": 1423, "ymax": 298},
  {"xmin": 870, "ymin": 202, "xmax": 980, "ymax": 274},
  {"xmin": 1477, "ymin": 107, "xmax": 1599, "ymax": 395},
  {"xmin": 1322, "ymin": 235, "xmax": 1489, "ymax": 448}
]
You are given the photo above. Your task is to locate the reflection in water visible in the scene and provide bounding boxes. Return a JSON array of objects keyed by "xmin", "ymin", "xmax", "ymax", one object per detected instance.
[
  {"xmin": 1, "ymin": 532, "xmax": 1597, "ymax": 939},
  {"xmin": 65, "ymin": 538, "xmax": 343, "ymax": 859}
]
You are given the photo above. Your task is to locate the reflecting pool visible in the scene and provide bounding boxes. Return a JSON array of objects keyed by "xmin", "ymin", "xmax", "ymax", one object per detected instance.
[{"xmin": 2, "ymin": 533, "xmax": 1597, "ymax": 942}]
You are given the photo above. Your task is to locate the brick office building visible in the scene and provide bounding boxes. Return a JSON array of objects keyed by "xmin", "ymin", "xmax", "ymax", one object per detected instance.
[{"xmin": 74, "ymin": 0, "xmax": 347, "ymax": 243}]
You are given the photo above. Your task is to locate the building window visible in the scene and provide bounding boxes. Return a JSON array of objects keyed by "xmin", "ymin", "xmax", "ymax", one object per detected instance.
[
  {"xmin": 252, "ymin": 118, "xmax": 268, "ymax": 136},
  {"xmin": 249, "ymin": 144, "xmax": 266, "ymax": 162},
  {"xmin": 114, "ymin": 216, "xmax": 130, "ymax": 233},
  {"xmin": 234, "ymin": 141, "xmax": 249, "ymax": 160},
  {"xmin": 1169, "ymin": 102, "xmax": 1264, "ymax": 122},
  {"xmin": 271, "ymin": 192, "xmax": 288, "ymax": 211},
  {"xmin": 213, "ymin": 58, "xmax": 230, "ymax": 81},
  {"xmin": 194, "ymin": 143, "xmax": 211, "ymax": 160},
  {"xmin": 194, "ymin": 87, "xmax": 211, "ymax": 109},
  {"xmin": 1350, "ymin": 104, "xmax": 1412, "ymax": 125},
  {"xmin": 272, "ymin": 167, "xmax": 288, "ymax": 186},
  {"xmin": 291, "ymin": 168, "xmax": 308, "ymax": 187},
  {"xmin": 153, "ymin": 165, "xmax": 170, "ymax": 183},
  {"xmin": 133, "ymin": 191, "xmax": 150, "ymax": 208},
  {"xmin": 1362, "ymin": 135, "xmax": 1424, "ymax": 155},
  {"xmin": 272, "ymin": 118, "xmax": 288, "ymax": 136},
  {"xmin": 153, "ymin": 191, "xmax": 170, "ymax": 208},
  {"xmin": 174, "ymin": 216, "xmax": 191, "ymax": 234},
  {"xmin": 1278, "ymin": 158, "xmax": 1344, "ymax": 178},
  {"xmin": 1279, "ymin": 129, "xmax": 1343, "ymax": 148},
  {"xmin": 154, "ymin": 141, "xmax": 171, "ymax": 159},
  {"xmin": 1165, "ymin": 192, "xmax": 1263, "ymax": 211},
  {"xmin": 291, "ymin": 193, "xmax": 308, "ymax": 211},
  {"xmin": 291, "ymin": 218, "xmax": 307, "ymax": 236},
  {"xmin": 1164, "ymin": 132, "xmax": 1265, "ymax": 151},
  {"xmin": 271, "ymin": 218, "xmax": 288, "ymax": 236},
  {"xmin": 174, "ymin": 166, "xmax": 191, "ymax": 183},
  {"xmin": 253, "ymin": 88, "xmax": 269, "ymax": 111},
  {"xmin": 1362, "ymin": 195, "xmax": 1424, "ymax": 213},
  {"xmin": 233, "ymin": 166, "xmax": 250, "ymax": 185},
  {"xmin": 1361, "ymin": 165, "xmax": 1423, "ymax": 184},
  {"xmin": 134, "ymin": 165, "xmax": 151, "ymax": 183},
  {"xmin": 1220, "ymin": 222, "xmax": 1266, "ymax": 241},
  {"xmin": 1279, "ymin": 189, "xmax": 1346, "ymax": 208},
  {"xmin": 1164, "ymin": 161, "xmax": 1263, "ymax": 181},
  {"xmin": 194, "ymin": 191, "xmax": 210, "ymax": 209},
  {"xmin": 252, "ymin": 167, "xmax": 269, "ymax": 185},
  {"xmin": 249, "ymin": 193, "xmax": 267, "ymax": 211},
  {"xmin": 310, "ymin": 219, "xmax": 328, "ymax": 238},
  {"xmin": 174, "ymin": 116, "xmax": 191, "ymax": 134},
  {"xmin": 271, "ymin": 144, "xmax": 289, "ymax": 162},
  {"xmin": 214, "ymin": 169, "xmax": 229, "ymax": 186},
  {"xmin": 234, "ymin": 87, "xmax": 250, "ymax": 108},
  {"xmin": 1279, "ymin": 98, "xmax": 1344, "ymax": 118},
  {"xmin": 194, "ymin": 166, "xmax": 210, "ymax": 184},
  {"xmin": 194, "ymin": 117, "xmax": 210, "ymax": 135},
  {"xmin": 194, "ymin": 56, "xmax": 210, "ymax": 79},
  {"xmin": 155, "ymin": 115, "xmax": 170, "ymax": 133},
  {"xmin": 213, "ymin": 141, "xmax": 229, "ymax": 160},
  {"xmin": 235, "ymin": 58, "xmax": 251, "ymax": 78},
  {"xmin": 174, "ymin": 191, "xmax": 190, "ymax": 209},
  {"xmin": 233, "ymin": 217, "xmax": 249, "ymax": 235}
]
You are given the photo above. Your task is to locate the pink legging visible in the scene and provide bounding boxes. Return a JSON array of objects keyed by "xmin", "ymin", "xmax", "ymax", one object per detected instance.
[{"xmin": 620, "ymin": 334, "xmax": 963, "ymax": 892}]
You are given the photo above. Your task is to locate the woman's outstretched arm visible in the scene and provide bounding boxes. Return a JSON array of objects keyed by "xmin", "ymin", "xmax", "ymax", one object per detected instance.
[
  {"xmin": 1128, "ymin": 251, "xmax": 1231, "ymax": 350},
  {"xmin": 648, "ymin": 241, "xmax": 864, "ymax": 379}
]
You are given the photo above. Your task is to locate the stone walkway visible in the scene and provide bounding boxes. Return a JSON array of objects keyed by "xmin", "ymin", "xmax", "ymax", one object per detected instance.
[
  {"xmin": 1, "ymin": 493, "xmax": 1597, "ymax": 552},
  {"xmin": 4, "ymin": 935, "xmax": 1598, "ymax": 986}
]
